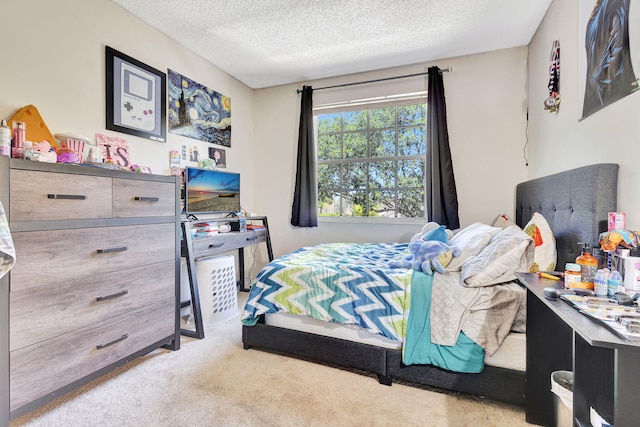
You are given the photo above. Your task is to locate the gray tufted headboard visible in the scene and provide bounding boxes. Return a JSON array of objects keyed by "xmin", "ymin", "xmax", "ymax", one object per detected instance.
[{"xmin": 515, "ymin": 163, "xmax": 619, "ymax": 269}]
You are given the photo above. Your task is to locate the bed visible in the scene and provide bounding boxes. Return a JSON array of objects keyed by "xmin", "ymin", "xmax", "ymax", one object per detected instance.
[{"xmin": 241, "ymin": 163, "xmax": 618, "ymax": 405}]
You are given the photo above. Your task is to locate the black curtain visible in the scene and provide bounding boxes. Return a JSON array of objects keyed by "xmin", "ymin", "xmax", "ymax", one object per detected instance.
[
  {"xmin": 290, "ymin": 85, "xmax": 318, "ymax": 227},
  {"xmin": 426, "ymin": 66, "xmax": 459, "ymax": 229}
]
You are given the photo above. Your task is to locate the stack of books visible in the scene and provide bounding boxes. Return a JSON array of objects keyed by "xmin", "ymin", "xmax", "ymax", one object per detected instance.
[
  {"xmin": 246, "ymin": 223, "xmax": 265, "ymax": 231},
  {"xmin": 190, "ymin": 221, "xmax": 219, "ymax": 238}
]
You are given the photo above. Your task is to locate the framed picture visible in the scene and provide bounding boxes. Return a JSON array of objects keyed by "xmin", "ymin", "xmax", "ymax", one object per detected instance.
[
  {"xmin": 168, "ymin": 69, "xmax": 231, "ymax": 146},
  {"xmin": 208, "ymin": 147, "xmax": 227, "ymax": 168},
  {"xmin": 106, "ymin": 46, "xmax": 166, "ymax": 142}
]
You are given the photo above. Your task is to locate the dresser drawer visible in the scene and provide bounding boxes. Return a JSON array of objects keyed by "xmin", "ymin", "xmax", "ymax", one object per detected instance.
[
  {"xmin": 113, "ymin": 178, "xmax": 176, "ymax": 218},
  {"xmin": 11, "ymin": 223, "xmax": 176, "ymax": 292},
  {"xmin": 10, "ymin": 299, "xmax": 175, "ymax": 411},
  {"xmin": 192, "ymin": 230, "xmax": 266, "ymax": 258},
  {"xmin": 10, "ymin": 260, "xmax": 175, "ymax": 351},
  {"xmin": 9, "ymin": 169, "xmax": 112, "ymax": 221}
]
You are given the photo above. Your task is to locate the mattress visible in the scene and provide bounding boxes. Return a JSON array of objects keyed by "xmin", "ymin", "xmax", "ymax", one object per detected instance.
[{"xmin": 265, "ymin": 312, "xmax": 525, "ymax": 372}]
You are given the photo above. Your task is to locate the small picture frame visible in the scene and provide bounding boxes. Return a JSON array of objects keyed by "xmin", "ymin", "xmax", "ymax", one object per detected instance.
[
  {"xmin": 105, "ymin": 46, "xmax": 166, "ymax": 142},
  {"xmin": 208, "ymin": 147, "xmax": 227, "ymax": 168}
]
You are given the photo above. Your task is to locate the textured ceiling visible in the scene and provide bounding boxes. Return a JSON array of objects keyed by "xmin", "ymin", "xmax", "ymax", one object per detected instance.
[{"xmin": 110, "ymin": 0, "xmax": 552, "ymax": 89}]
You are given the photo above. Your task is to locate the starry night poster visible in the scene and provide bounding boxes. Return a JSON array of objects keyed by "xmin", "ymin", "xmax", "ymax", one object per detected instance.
[{"xmin": 168, "ymin": 69, "xmax": 231, "ymax": 146}]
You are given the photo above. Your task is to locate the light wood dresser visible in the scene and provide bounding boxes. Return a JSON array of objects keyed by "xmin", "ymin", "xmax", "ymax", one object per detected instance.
[{"xmin": 0, "ymin": 156, "xmax": 180, "ymax": 420}]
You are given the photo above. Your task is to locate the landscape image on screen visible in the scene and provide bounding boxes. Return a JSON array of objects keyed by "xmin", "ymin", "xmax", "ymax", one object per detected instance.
[{"xmin": 186, "ymin": 168, "xmax": 240, "ymax": 213}]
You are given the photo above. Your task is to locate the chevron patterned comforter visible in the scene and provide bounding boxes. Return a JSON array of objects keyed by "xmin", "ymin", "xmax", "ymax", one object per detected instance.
[
  {"xmin": 240, "ymin": 242, "xmax": 525, "ymax": 372},
  {"xmin": 241, "ymin": 243, "xmax": 412, "ymax": 341}
]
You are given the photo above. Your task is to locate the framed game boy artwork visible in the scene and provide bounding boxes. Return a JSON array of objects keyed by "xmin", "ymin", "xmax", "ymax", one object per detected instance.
[{"xmin": 105, "ymin": 46, "xmax": 167, "ymax": 142}]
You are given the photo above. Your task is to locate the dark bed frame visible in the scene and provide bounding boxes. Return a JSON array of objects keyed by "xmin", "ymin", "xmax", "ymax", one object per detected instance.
[{"xmin": 242, "ymin": 163, "xmax": 619, "ymax": 406}]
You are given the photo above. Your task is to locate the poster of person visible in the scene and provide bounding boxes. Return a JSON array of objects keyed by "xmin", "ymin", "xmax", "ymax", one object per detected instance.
[
  {"xmin": 168, "ymin": 69, "xmax": 231, "ymax": 146},
  {"xmin": 578, "ymin": 0, "xmax": 640, "ymax": 120},
  {"xmin": 208, "ymin": 147, "xmax": 226, "ymax": 168}
]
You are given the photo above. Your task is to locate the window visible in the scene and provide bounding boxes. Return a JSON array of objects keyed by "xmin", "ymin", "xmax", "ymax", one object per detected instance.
[{"xmin": 315, "ymin": 93, "xmax": 426, "ymax": 218}]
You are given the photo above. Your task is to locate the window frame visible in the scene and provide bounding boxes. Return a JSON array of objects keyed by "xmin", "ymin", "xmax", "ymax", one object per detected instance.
[{"xmin": 314, "ymin": 94, "xmax": 428, "ymax": 220}]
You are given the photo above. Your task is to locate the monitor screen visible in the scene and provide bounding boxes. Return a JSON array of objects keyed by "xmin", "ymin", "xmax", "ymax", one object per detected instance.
[{"xmin": 185, "ymin": 167, "xmax": 240, "ymax": 215}]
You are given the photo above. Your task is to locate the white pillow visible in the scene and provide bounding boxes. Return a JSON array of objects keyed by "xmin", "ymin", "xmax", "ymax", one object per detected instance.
[
  {"xmin": 461, "ymin": 225, "xmax": 534, "ymax": 287},
  {"xmin": 492, "ymin": 213, "xmax": 517, "ymax": 229},
  {"xmin": 446, "ymin": 222, "xmax": 501, "ymax": 271},
  {"xmin": 523, "ymin": 212, "xmax": 557, "ymax": 272}
]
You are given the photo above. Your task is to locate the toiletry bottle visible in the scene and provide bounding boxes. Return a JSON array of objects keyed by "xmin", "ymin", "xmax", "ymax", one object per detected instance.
[
  {"xmin": 594, "ymin": 269, "xmax": 608, "ymax": 297},
  {"xmin": 608, "ymin": 270, "xmax": 623, "ymax": 297},
  {"xmin": 576, "ymin": 242, "xmax": 597, "ymax": 289},
  {"xmin": 23, "ymin": 141, "xmax": 33, "ymax": 160},
  {"xmin": 0, "ymin": 120, "xmax": 10, "ymax": 156},
  {"xmin": 12, "ymin": 121, "xmax": 25, "ymax": 147},
  {"xmin": 634, "ymin": 262, "xmax": 640, "ymax": 292},
  {"xmin": 564, "ymin": 263, "xmax": 582, "ymax": 289}
]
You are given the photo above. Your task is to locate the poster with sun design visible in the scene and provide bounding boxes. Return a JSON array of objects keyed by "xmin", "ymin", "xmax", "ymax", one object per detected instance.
[{"xmin": 167, "ymin": 69, "xmax": 231, "ymax": 146}]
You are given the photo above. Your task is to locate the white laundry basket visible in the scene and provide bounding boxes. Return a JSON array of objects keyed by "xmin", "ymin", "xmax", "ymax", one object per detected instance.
[{"xmin": 195, "ymin": 255, "xmax": 238, "ymax": 326}]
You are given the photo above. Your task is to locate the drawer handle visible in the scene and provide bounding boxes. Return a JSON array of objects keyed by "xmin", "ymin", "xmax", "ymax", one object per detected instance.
[
  {"xmin": 208, "ymin": 243, "xmax": 225, "ymax": 249},
  {"xmin": 96, "ymin": 333, "xmax": 128, "ymax": 350},
  {"xmin": 246, "ymin": 236, "xmax": 257, "ymax": 241},
  {"xmin": 97, "ymin": 246, "xmax": 128, "ymax": 254},
  {"xmin": 47, "ymin": 194, "xmax": 87, "ymax": 200},
  {"xmin": 96, "ymin": 290, "xmax": 129, "ymax": 302},
  {"xmin": 134, "ymin": 196, "xmax": 160, "ymax": 202}
]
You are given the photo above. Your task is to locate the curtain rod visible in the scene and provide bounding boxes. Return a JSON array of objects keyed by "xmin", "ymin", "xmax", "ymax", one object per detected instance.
[{"xmin": 296, "ymin": 67, "xmax": 450, "ymax": 93}]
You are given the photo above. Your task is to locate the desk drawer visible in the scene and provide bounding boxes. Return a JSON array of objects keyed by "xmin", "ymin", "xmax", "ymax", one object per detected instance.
[
  {"xmin": 113, "ymin": 178, "xmax": 176, "ymax": 218},
  {"xmin": 11, "ymin": 223, "xmax": 175, "ymax": 291},
  {"xmin": 10, "ymin": 299, "xmax": 175, "ymax": 411},
  {"xmin": 9, "ymin": 169, "xmax": 112, "ymax": 221},
  {"xmin": 191, "ymin": 230, "xmax": 266, "ymax": 258},
  {"xmin": 10, "ymin": 261, "xmax": 175, "ymax": 351}
]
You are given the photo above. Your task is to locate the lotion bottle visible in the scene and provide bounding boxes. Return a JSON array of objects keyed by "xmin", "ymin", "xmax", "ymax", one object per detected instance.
[{"xmin": 576, "ymin": 242, "xmax": 597, "ymax": 289}]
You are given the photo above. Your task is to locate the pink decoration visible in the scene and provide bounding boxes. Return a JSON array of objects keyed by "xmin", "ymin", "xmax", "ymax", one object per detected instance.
[{"xmin": 96, "ymin": 133, "xmax": 131, "ymax": 167}]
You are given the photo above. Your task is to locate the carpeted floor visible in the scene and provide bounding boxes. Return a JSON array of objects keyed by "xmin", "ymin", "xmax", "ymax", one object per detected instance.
[{"xmin": 10, "ymin": 294, "xmax": 531, "ymax": 427}]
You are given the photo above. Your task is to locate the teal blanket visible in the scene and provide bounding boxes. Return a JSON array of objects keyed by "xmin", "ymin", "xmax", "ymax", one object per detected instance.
[{"xmin": 403, "ymin": 271, "xmax": 484, "ymax": 373}]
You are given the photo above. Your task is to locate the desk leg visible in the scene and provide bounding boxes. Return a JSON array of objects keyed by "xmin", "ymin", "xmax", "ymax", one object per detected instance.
[
  {"xmin": 238, "ymin": 247, "xmax": 249, "ymax": 292},
  {"xmin": 525, "ymin": 289, "xmax": 573, "ymax": 426},
  {"xmin": 180, "ymin": 222, "xmax": 205, "ymax": 339},
  {"xmin": 614, "ymin": 346, "xmax": 640, "ymax": 426},
  {"xmin": 574, "ymin": 334, "xmax": 613, "ymax": 425}
]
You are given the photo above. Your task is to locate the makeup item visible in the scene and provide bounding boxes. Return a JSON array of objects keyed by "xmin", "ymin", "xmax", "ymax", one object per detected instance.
[{"xmin": 0, "ymin": 120, "xmax": 10, "ymax": 156}]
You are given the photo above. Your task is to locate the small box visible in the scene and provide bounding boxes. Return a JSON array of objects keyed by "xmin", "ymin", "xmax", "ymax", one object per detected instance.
[
  {"xmin": 230, "ymin": 218, "xmax": 246, "ymax": 232},
  {"xmin": 608, "ymin": 212, "xmax": 626, "ymax": 231}
]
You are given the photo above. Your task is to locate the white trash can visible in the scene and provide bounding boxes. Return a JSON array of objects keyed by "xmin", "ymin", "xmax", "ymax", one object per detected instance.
[
  {"xmin": 195, "ymin": 255, "xmax": 238, "ymax": 327},
  {"xmin": 551, "ymin": 370, "xmax": 573, "ymax": 427}
]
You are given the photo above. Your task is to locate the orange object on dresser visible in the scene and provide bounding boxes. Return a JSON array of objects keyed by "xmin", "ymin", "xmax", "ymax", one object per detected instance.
[{"xmin": 5, "ymin": 105, "xmax": 58, "ymax": 148}]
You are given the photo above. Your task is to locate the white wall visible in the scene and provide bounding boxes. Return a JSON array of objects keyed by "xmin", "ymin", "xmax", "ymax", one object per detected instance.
[
  {"xmin": 527, "ymin": 0, "xmax": 639, "ymax": 229},
  {"xmin": 1, "ymin": 0, "xmax": 538, "ymax": 275},
  {"xmin": 253, "ymin": 48, "xmax": 530, "ymax": 257},
  {"xmin": 0, "ymin": 0, "xmax": 255, "ymax": 202}
]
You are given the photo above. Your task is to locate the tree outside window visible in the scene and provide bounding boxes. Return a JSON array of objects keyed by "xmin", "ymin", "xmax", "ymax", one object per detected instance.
[{"xmin": 316, "ymin": 100, "xmax": 426, "ymax": 218}]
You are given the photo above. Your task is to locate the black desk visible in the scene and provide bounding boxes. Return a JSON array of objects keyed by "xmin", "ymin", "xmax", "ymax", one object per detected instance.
[
  {"xmin": 181, "ymin": 216, "xmax": 273, "ymax": 339},
  {"xmin": 517, "ymin": 272, "xmax": 640, "ymax": 426}
]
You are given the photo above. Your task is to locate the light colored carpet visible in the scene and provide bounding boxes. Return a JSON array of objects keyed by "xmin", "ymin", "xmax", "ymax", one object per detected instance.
[{"xmin": 11, "ymin": 294, "xmax": 531, "ymax": 427}]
